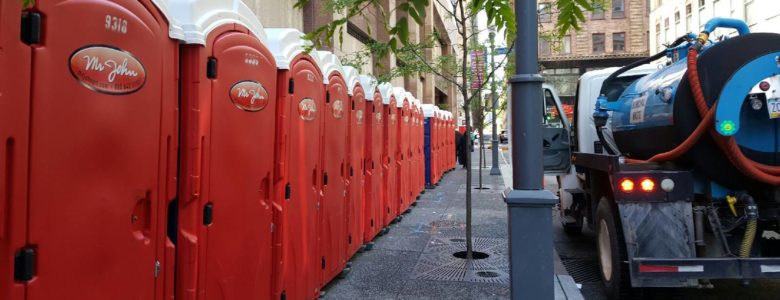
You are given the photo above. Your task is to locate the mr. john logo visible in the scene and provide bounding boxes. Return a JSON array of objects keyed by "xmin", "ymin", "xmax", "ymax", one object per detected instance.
[
  {"xmin": 356, "ymin": 110, "xmax": 364, "ymax": 125},
  {"xmin": 69, "ymin": 45, "xmax": 146, "ymax": 95},
  {"xmin": 298, "ymin": 98, "xmax": 317, "ymax": 121},
  {"xmin": 332, "ymin": 100, "xmax": 344, "ymax": 119},
  {"xmin": 229, "ymin": 80, "xmax": 268, "ymax": 112}
]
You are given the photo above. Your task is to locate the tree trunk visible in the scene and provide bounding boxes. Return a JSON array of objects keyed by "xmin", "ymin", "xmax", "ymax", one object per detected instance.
[{"xmin": 463, "ymin": 98, "xmax": 473, "ymax": 260}]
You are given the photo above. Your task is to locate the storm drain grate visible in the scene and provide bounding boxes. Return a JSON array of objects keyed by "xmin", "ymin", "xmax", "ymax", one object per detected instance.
[
  {"xmin": 411, "ymin": 236, "xmax": 509, "ymax": 284},
  {"xmin": 560, "ymin": 258, "xmax": 602, "ymax": 283}
]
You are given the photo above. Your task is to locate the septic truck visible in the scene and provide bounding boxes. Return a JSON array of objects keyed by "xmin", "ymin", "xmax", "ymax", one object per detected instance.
[{"xmin": 544, "ymin": 18, "xmax": 780, "ymax": 299}]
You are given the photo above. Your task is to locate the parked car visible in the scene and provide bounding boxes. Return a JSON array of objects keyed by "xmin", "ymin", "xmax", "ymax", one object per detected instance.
[{"xmin": 499, "ymin": 129, "xmax": 508, "ymax": 143}]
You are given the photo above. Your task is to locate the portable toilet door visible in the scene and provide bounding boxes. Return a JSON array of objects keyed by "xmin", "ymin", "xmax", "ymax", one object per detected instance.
[
  {"xmin": 21, "ymin": 1, "xmax": 178, "ymax": 298},
  {"xmin": 343, "ymin": 67, "xmax": 365, "ymax": 259},
  {"xmin": 315, "ymin": 51, "xmax": 349, "ymax": 286},
  {"xmin": 169, "ymin": 1, "xmax": 276, "ymax": 299},
  {"xmin": 408, "ymin": 99, "xmax": 418, "ymax": 203},
  {"xmin": 392, "ymin": 88, "xmax": 409, "ymax": 213},
  {"xmin": 0, "ymin": 2, "xmax": 32, "ymax": 299},
  {"xmin": 379, "ymin": 83, "xmax": 398, "ymax": 225},
  {"xmin": 360, "ymin": 75, "xmax": 383, "ymax": 243},
  {"xmin": 266, "ymin": 28, "xmax": 324, "ymax": 300},
  {"xmin": 411, "ymin": 100, "xmax": 425, "ymax": 199}
]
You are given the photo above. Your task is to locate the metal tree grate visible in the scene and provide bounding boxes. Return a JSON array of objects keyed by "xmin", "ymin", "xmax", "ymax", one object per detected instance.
[
  {"xmin": 560, "ymin": 258, "xmax": 602, "ymax": 283},
  {"xmin": 411, "ymin": 236, "xmax": 509, "ymax": 284}
]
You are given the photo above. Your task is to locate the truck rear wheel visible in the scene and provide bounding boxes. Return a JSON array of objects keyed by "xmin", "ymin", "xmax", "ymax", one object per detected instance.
[{"xmin": 596, "ymin": 198, "xmax": 640, "ymax": 300}]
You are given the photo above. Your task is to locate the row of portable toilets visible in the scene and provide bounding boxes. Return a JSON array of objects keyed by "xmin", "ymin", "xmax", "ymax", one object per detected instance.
[{"xmin": 0, "ymin": 0, "xmax": 458, "ymax": 299}]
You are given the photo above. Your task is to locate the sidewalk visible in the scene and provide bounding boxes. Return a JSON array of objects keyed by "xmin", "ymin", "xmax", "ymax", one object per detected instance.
[{"xmin": 322, "ymin": 149, "xmax": 583, "ymax": 299}]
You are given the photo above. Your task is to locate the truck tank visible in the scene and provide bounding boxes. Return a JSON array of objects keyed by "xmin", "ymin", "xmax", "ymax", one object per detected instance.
[{"xmin": 606, "ymin": 23, "xmax": 780, "ymax": 190}]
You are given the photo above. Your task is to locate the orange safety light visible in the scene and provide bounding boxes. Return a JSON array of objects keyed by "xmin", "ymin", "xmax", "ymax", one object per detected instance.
[
  {"xmin": 640, "ymin": 178, "xmax": 655, "ymax": 192},
  {"xmin": 620, "ymin": 179, "xmax": 635, "ymax": 192}
]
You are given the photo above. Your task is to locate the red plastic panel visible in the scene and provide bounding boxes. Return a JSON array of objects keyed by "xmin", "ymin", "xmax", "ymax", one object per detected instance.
[
  {"xmin": 26, "ymin": 1, "xmax": 177, "ymax": 298},
  {"xmin": 363, "ymin": 93, "xmax": 384, "ymax": 242},
  {"xmin": 382, "ymin": 98, "xmax": 399, "ymax": 225},
  {"xmin": 396, "ymin": 99, "xmax": 411, "ymax": 212},
  {"xmin": 347, "ymin": 84, "xmax": 366, "ymax": 258},
  {"xmin": 0, "ymin": 2, "xmax": 31, "ymax": 299},
  {"xmin": 177, "ymin": 26, "xmax": 276, "ymax": 300},
  {"xmin": 320, "ymin": 73, "xmax": 349, "ymax": 285},
  {"xmin": 273, "ymin": 55, "xmax": 324, "ymax": 300}
]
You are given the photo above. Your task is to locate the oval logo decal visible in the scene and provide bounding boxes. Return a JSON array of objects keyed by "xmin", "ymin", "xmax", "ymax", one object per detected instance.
[
  {"xmin": 69, "ymin": 45, "xmax": 146, "ymax": 95},
  {"xmin": 332, "ymin": 99, "xmax": 344, "ymax": 119},
  {"xmin": 298, "ymin": 98, "xmax": 317, "ymax": 121},
  {"xmin": 356, "ymin": 110, "xmax": 364, "ymax": 125},
  {"xmin": 375, "ymin": 112, "xmax": 382, "ymax": 124},
  {"xmin": 229, "ymin": 80, "xmax": 269, "ymax": 112}
]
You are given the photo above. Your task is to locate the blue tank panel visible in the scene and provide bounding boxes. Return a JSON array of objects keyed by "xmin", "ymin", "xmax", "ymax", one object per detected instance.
[{"xmin": 611, "ymin": 60, "xmax": 687, "ymax": 132}]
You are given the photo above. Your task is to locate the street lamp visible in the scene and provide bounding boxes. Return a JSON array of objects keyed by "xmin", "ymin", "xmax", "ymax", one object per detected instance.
[
  {"xmin": 503, "ymin": 0, "xmax": 557, "ymax": 299},
  {"xmin": 489, "ymin": 30, "xmax": 500, "ymax": 176}
]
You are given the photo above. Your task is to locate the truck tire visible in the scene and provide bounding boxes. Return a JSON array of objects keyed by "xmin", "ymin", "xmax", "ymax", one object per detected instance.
[{"xmin": 596, "ymin": 198, "xmax": 640, "ymax": 300}]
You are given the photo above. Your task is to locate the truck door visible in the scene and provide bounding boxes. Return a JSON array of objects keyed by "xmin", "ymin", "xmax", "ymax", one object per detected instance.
[{"xmin": 543, "ymin": 87, "xmax": 572, "ymax": 174}]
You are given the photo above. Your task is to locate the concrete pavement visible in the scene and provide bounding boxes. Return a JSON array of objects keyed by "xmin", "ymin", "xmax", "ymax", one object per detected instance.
[{"xmin": 322, "ymin": 149, "xmax": 583, "ymax": 299}]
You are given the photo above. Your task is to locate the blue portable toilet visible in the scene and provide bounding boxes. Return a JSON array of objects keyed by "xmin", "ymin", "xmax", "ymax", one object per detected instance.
[{"xmin": 422, "ymin": 104, "xmax": 435, "ymax": 188}]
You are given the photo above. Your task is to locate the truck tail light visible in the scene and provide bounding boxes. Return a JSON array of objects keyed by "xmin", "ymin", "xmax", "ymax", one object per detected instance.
[
  {"xmin": 620, "ymin": 179, "xmax": 634, "ymax": 192},
  {"xmin": 640, "ymin": 178, "xmax": 655, "ymax": 192}
]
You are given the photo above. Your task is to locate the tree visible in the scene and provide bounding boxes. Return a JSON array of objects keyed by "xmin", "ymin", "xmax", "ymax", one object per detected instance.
[{"xmin": 295, "ymin": 0, "xmax": 595, "ymax": 260}]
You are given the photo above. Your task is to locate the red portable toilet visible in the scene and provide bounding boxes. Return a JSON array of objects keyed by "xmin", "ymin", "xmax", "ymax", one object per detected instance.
[
  {"xmin": 170, "ymin": 2, "xmax": 275, "ymax": 299},
  {"xmin": 414, "ymin": 104, "xmax": 423, "ymax": 196},
  {"xmin": 392, "ymin": 88, "xmax": 410, "ymax": 213},
  {"xmin": 314, "ymin": 50, "xmax": 349, "ymax": 286},
  {"xmin": 15, "ymin": 1, "xmax": 179, "ymax": 298},
  {"xmin": 266, "ymin": 28, "xmax": 325, "ymax": 300},
  {"xmin": 342, "ymin": 66, "xmax": 365, "ymax": 259},
  {"xmin": 408, "ymin": 98, "xmax": 418, "ymax": 202},
  {"xmin": 360, "ymin": 75, "xmax": 383, "ymax": 243},
  {"xmin": 379, "ymin": 83, "xmax": 399, "ymax": 226},
  {"xmin": 0, "ymin": 2, "xmax": 32, "ymax": 299}
]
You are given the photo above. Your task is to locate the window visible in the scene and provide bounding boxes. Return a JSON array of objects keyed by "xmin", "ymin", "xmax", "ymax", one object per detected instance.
[
  {"xmin": 745, "ymin": 0, "xmax": 755, "ymax": 25},
  {"xmin": 664, "ymin": 18, "xmax": 670, "ymax": 44},
  {"xmin": 538, "ymin": 3, "xmax": 552, "ymax": 23},
  {"xmin": 592, "ymin": 3, "xmax": 605, "ymax": 19},
  {"xmin": 674, "ymin": 11, "xmax": 680, "ymax": 23},
  {"xmin": 543, "ymin": 89, "xmax": 563, "ymax": 128},
  {"xmin": 592, "ymin": 33, "xmax": 605, "ymax": 53},
  {"xmin": 686, "ymin": 4, "xmax": 693, "ymax": 31},
  {"xmin": 699, "ymin": 0, "xmax": 705, "ymax": 10},
  {"xmin": 613, "ymin": 32, "xmax": 626, "ymax": 52},
  {"xmin": 539, "ymin": 38, "xmax": 551, "ymax": 56},
  {"xmin": 612, "ymin": 0, "xmax": 625, "ymax": 18},
  {"xmin": 561, "ymin": 35, "xmax": 572, "ymax": 54}
]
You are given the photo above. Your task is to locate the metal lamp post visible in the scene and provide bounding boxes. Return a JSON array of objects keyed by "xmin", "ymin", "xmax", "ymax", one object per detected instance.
[
  {"xmin": 503, "ymin": 0, "xmax": 557, "ymax": 299},
  {"xmin": 489, "ymin": 30, "xmax": 500, "ymax": 176}
]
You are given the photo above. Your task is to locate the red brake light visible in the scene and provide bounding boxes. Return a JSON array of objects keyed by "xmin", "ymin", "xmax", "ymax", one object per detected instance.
[
  {"xmin": 759, "ymin": 81, "xmax": 771, "ymax": 91},
  {"xmin": 640, "ymin": 178, "xmax": 655, "ymax": 192},
  {"xmin": 620, "ymin": 179, "xmax": 635, "ymax": 192}
]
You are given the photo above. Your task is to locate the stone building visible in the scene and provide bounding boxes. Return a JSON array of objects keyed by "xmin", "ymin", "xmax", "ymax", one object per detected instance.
[
  {"xmin": 246, "ymin": 0, "xmax": 460, "ymax": 118},
  {"xmin": 537, "ymin": 0, "xmax": 651, "ymax": 103}
]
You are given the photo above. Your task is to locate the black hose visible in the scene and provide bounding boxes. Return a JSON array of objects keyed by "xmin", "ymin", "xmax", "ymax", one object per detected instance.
[
  {"xmin": 596, "ymin": 127, "xmax": 616, "ymax": 155},
  {"xmin": 599, "ymin": 34, "xmax": 691, "ymax": 98}
]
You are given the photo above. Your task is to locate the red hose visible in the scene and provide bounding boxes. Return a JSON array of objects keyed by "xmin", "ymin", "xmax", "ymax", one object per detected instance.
[{"xmin": 686, "ymin": 49, "xmax": 780, "ymax": 185}]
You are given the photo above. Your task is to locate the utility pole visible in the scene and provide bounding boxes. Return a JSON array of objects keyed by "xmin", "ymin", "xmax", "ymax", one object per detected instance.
[
  {"xmin": 503, "ymin": 0, "xmax": 557, "ymax": 299},
  {"xmin": 489, "ymin": 29, "xmax": 500, "ymax": 176}
]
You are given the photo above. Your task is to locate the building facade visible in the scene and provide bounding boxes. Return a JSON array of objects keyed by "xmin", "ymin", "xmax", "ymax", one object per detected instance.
[
  {"xmin": 537, "ymin": 0, "xmax": 651, "ymax": 103},
  {"xmin": 649, "ymin": 0, "xmax": 780, "ymax": 53},
  {"xmin": 247, "ymin": 0, "xmax": 460, "ymax": 118}
]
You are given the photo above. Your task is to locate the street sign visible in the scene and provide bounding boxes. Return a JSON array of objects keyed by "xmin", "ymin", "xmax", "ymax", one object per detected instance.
[{"xmin": 495, "ymin": 47, "xmax": 510, "ymax": 55}]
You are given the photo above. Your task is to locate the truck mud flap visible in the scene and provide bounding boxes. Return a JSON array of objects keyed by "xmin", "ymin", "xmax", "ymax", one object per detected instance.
[{"xmin": 617, "ymin": 201, "xmax": 698, "ymax": 288}]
